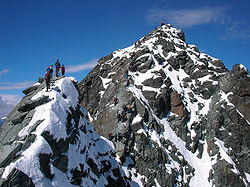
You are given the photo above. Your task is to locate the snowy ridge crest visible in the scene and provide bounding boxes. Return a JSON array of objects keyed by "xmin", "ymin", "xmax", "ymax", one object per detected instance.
[{"xmin": 0, "ymin": 77, "xmax": 135, "ymax": 187}]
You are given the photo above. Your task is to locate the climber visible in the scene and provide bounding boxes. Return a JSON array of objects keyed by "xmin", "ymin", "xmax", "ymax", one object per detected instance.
[
  {"xmin": 114, "ymin": 96, "xmax": 119, "ymax": 106},
  {"xmin": 117, "ymin": 110, "xmax": 122, "ymax": 122},
  {"xmin": 117, "ymin": 132, "xmax": 123, "ymax": 141},
  {"xmin": 121, "ymin": 110, "xmax": 127, "ymax": 122},
  {"xmin": 124, "ymin": 70, "xmax": 129, "ymax": 79},
  {"xmin": 45, "ymin": 70, "xmax": 51, "ymax": 92},
  {"xmin": 122, "ymin": 104, "xmax": 127, "ymax": 112},
  {"xmin": 128, "ymin": 61, "xmax": 134, "ymax": 71},
  {"xmin": 131, "ymin": 96, "xmax": 135, "ymax": 104},
  {"xmin": 61, "ymin": 64, "xmax": 65, "ymax": 76},
  {"xmin": 55, "ymin": 59, "xmax": 61, "ymax": 77},
  {"xmin": 129, "ymin": 61, "xmax": 138, "ymax": 72},
  {"xmin": 130, "ymin": 51, "xmax": 136, "ymax": 59},
  {"xmin": 126, "ymin": 104, "xmax": 133, "ymax": 113},
  {"xmin": 126, "ymin": 79, "xmax": 130, "ymax": 87},
  {"xmin": 151, "ymin": 119, "xmax": 159, "ymax": 131},
  {"xmin": 126, "ymin": 76, "xmax": 133, "ymax": 87},
  {"xmin": 114, "ymin": 132, "xmax": 122, "ymax": 142},
  {"xmin": 47, "ymin": 65, "xmax": 53, "ymax": 78},
  {"xmin": 108, "ymin": 132, "xmax": 114, "ymax": 141},
  {"xmin": 161, "ymin": 21, "xmax": 166, "ymax": 26}
]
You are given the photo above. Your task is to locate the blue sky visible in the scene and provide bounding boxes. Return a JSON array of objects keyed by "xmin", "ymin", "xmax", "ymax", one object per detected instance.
[{"xmin": 0, "ymin": 0, "xmax": 250, "ymax": 115}]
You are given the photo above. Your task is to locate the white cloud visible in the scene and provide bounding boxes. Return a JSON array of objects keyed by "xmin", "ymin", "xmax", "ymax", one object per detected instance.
[
  {"xmin": 1, "ymin": 94, "xmax": 22, "ymax": 105},
  {"xmin": 0, "ymin": 69, "xmax": 10, "ymax": 76},
  {"xmin": 66, "ymin": 58, "xmax": 98, "ymax": 73},
  {"xmin": 0, "ymin": 81, "xmax": 34, "ymax": 90},
  {"xmin": 145, "ymin": 7, "xmax": 226, "ymax": 28},
  {"xmin": 145, "ymin": 6, "xmax": 250, "ymax": 41},
  {"xmin": 0, "ymin": 95, "xmax": 22, "ymax": 118},
  {"xmin": 221, "ymin": 21, "xmax": 250, "ymax": 40}
]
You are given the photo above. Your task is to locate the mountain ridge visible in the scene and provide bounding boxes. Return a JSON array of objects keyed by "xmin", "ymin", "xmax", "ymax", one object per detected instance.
[{"xmin": 0, "ymin": 24, "xmax": 249, "ymax": 187}]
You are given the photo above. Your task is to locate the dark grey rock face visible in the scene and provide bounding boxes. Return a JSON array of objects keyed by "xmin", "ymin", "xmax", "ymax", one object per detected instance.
[
  {"xmin": 78, "ymin": 25, "xmax": 250, "ymax": 186},
  {"xmin": 0, "ymin": 169, "xmax": 35, "ymax": 187},
  {"xmin": 210, "ymin": 160, "xmax": 245, "ymax": 187},
  {"xmin": 0, "ymin": 87, "xmax": 46, "ymax": 170},
  {"xmin": 0, "ymin": 77, "xmax": 55, "ymax": 174},
  {"xmin": 219, "ymin": 64, "xmax": 250, "ymax": 122},
  {"xmin": 206, "ymin": 92, "xmax": 250, "ymax": 182}
]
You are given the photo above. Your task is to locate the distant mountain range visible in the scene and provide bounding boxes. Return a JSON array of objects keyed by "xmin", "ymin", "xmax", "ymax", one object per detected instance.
[{"xmin": 0, "ymin": 118, "xmax": 4, "ymax": 127}]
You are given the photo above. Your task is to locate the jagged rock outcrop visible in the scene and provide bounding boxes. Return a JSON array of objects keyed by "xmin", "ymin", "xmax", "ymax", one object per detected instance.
[
  {"xmin": 170, "ymin": 91, "xmax": 188, "ymax": 118},
  {"xmin": 79, "ymin": 24, "xmax": 250, "ymax": 186},
  {"xmin": 219, "ymin": 64, "xmax": 250, "ymax": 122}
]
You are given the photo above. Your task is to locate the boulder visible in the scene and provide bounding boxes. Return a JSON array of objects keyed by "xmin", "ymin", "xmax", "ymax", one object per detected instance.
[
  {"xmin": 142, "ymin": 77, "xmax": 163, "ymax": 88},
  {"xmin": 18, "ymin": 96, "xmax": 49, "ymax": 112},
  {"xmin": 22, "ymin": 85, "xmax": 40, "ymax": 95}
]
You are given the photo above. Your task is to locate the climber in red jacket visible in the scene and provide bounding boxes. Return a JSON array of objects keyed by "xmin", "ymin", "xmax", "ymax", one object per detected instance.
[{"xmin": 45, "ymin": 70, "xmax": 51, "ymax": 92}]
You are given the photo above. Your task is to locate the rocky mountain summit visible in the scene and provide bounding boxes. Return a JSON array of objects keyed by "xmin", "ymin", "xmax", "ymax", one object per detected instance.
[
  {"xmin": 0, "ymin": 24, "xmax": 249, "ymax": 187},
  {"xmin": 79, "ymin": 24, "xmax": 250, "ymax": 186}
]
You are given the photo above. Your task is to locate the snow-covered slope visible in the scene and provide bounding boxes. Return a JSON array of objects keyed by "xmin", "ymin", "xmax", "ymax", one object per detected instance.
[
  {"xmin": 0, "ymin": 77, "xmax": 137, "ymax": 186},
  {"xmin": 79, "ymin": 24, "xmax": 250, "ymax": 186}
]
